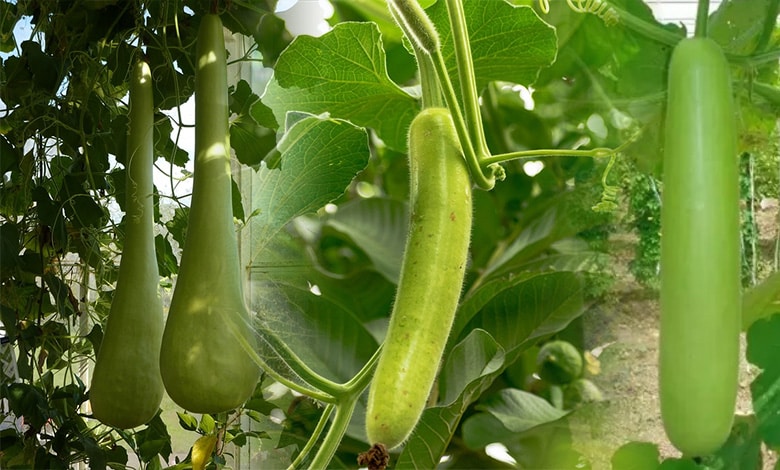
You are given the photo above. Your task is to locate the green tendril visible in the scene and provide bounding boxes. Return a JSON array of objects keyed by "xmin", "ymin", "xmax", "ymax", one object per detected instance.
[{"xmin": 592, "ymin": 152, "xmax": 620, "ymax": 212}]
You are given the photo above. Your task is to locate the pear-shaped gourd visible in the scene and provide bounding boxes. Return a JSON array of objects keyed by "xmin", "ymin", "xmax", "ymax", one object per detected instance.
[
  {"xmin": 89, "ymin": 59, "xmax": 165, "ymax": 428},
  {"xmin": 159, "ymin": 14, "xmax": 260, "ymax": 414}
]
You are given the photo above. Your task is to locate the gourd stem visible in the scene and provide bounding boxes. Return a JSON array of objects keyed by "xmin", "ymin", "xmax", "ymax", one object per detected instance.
[
  {"xmin": 343, "ymin": 344, "xmax": 382, "ymax": 392},
  {"xmin": 305, "ymin": 396, "xmax": 360, "ymax": 469},
  {"xmin": 484, "ymin": 147, "xmax": 617, "ymax": 166},
  {"xmin": 694, "ymin": 0, "xmax": 710, "ymax": 38},
  {"xmin": 256, "ymin": 325, "xmax": 351, "ymax": 398},
  {"xmin": 417, "ymin": 49, "xmax": 444, "ymax": 109},
  {"xmin": 287, "ymin": 403, "xmax": 335, "ymax": 470},
  {"xmin": 225, "ymin": 316, "xmax": 339, "ymax": 403},
  {"xmin": 445, "ymin": 0, "xmax": 489, "ymax": 162},
  {"xmin": 386, "ymin": 0, "xmax": 495, "ymax": 188},
  {"xmin": 430, "ymin": 50, "xmax": 495, "ymax": 189}
]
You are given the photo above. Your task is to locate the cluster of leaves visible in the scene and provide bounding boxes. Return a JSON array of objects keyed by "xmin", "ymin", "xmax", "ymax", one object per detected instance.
[
  {"xmin": 4, "ymin": 0, "xmax": 780, "ymax": 469},
  {"xmin": 0, "ymin": 0, "xmax": 287, "ymax": 468}
]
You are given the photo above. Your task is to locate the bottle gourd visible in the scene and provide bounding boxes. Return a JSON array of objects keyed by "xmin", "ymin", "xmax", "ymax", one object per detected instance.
[
  {"xmin": 89, "ymin": 59, "xmax": 165, "ymax": 428},
  {"xmin": 659, "ymin": 37, "xmax": 740, "ymax": 457},
  {"xmin": 159, "ymin": 14, "xmax": 260, "ymax": 414},
  {"xmin": 366, "ymin": 108, "xmax": 472, "ymax": 449}
]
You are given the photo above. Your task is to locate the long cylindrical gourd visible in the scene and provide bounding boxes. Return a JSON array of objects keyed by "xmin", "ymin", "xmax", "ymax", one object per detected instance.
[
  {"xmin": 659, "ymin": 37, "xmax": 740, "ymax": 457},
  {"xmin": 159, "ymin": 14, "xmax": 260, "ymax": 414},
  {"xmin": 89, "ymin": 59, "xmax": 165, "ymax": 429},
  {"xmin": 366, "ymin": 108, "xmax": 472, "ymax": 449}
]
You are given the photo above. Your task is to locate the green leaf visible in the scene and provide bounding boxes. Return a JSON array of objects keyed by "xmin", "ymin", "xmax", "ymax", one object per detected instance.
[
  {"xmin": 262, "ymin": 22, "xmax": 418, "ymax": 152},
  {"xmin": 703, "ymin": 415, "xmax": 763, "ymax": 470},
  {"xmin": 481, "ymin": 188, "xmax": 610, "ymax": 281},
  {"xmin": 135, "ymin": 413, "xmax": 172, "ymax": 463},
  {"xmin": 747, "ymin": 314, "xmax": 780, "ymax": 449},
  {"xmin": 742, "ymin": 271, "xmax": 780, "ymax": 330},
  {"xmin": 0, "ymin": 135, "xmax": 20, "ymax": 174},
  {"xmin": 19, "ymin": 40, "xmax": 59, "ymax": 95},
  {"xmin": 154, "ymin": 115, "xmax": 190, "ymax": 167},
  {"xmin": 476, "ymin": 388, "xmax": 568, "ymax": 434},
  {"xmin": 454, "ymin": 271, "xmax": 585, "ymax": 353},
  {"xmin": 396, "ymin": 329, "xmax": 505, "ymax": 468},
  {"xmin": 44, "ymin": 273, "xmax": 77, "ymax": 317},
  {"xmin": 229, "ymin": 80, "xmax": 277, "ymax": 167},
  {"xmin": 84, "ymin": 324, "xmax": 103, "ymax": 357},
  {"xmin": 610, "ymin": 442, "xmax": 660, "ymax": 470},
  {"xmin": 3, "ymin": 383, "xmax": 49, "ymax": 429},
  {"xmin": 230, "ymin": 176, "xmax": 245, "ymax": 222},
  {"xmin": 154, "ymin": 234, "xmax": 178, "ymax": 278},
  {"xmin": 221, "ymin": 3, "xmax": 290, "ymax": 66},
  {"xmin": 198, "ymin": 413, "xmax": 216, "ymax": 434},
  {"xmin": 231, "ymin": 114, "xmax": 277, "ymax": 167},
  {"xmin": 146, "ymin": 35, "xmax": 195, "ymax": 111},
  {"xmin": 427, "ymin": 1, "xmax": 558, "ymax": 90},
  {"xmin": 248, "ymin": 115, "xmax": 370, "ymax": 262},
  {"xmin": 0, "ymin": 2, "xmax": 19, "ymax": 53},
  {"xmin": 177, "ymin": 412, "xmax": 198, "ymax": 431},
  {"xmin": 0, "ymin": 222, "xmax": 20, "ymax": 278},
  {"xmin": 324, "ymin": 197, "xmax": 407, "ymax": 283},
  {"xmin": 709, "ymin": 0, "xmax": 771, "ymax": 55},
  {"xmin": 506, "ymin": 416, "xmax": 587, "ymax": 469}
]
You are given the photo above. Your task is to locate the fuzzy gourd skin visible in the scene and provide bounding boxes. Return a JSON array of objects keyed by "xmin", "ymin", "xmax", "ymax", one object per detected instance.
[
  {"xmin": 659, "ymin": 37, "xmax": 740, "ymax": 457},
  {"xmin": 89, "ymin": 59, "xmax": 165, "ymax": 429},
  {"xmin": 159, "ymin": 14, "xmax": 260, "ymax": 414},
  {"xmin": 365, "ymin": 108, "xmax": 472, "ymax": 449}
]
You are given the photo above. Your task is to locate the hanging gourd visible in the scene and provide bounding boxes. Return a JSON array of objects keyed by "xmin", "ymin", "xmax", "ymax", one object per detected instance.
[
  {"xmin": 159, "ymin": 13, "xmax": 261, "ymax": 414},
  {"xmin": 90, "ymin": 59, "xmax": 165, "ymax": 429}
]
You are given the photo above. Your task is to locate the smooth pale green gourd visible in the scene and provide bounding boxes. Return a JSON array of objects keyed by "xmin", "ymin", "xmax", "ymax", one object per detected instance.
[
  {"xmin": 159, "ymin": 14, "xmax": 260, "ymax": 414},
  {"xmin": 659, "ymin": 37, "xmax": 740, "ymax": 457},
  {"xmin": 366, "ymin": 108, "xmax": 472, "ymax": 449},
  {"xmin": 89, "ymin": 59, "xmax": 164, "ymax": 429}
]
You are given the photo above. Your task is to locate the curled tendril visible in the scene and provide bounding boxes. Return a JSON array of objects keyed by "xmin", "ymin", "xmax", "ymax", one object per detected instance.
[
  {"xmin": 538, "ymin": 0, "xmax": 619, "ymax": 26},
  {"xmin": 592, "ymin": 152, "xmax": 619, "ymax": 212},
  {"xmin": 488, "ymin": 163, "xmax": 507, "ymax": 183},
  {"xmin": 567, "ymin": 0, "xmax": 620, "ymax": 25}
]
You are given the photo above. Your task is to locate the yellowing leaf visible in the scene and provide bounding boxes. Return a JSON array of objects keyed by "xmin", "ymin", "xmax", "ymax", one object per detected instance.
[{"xmin": 191, "ymin": 435, "xmax": 218, "ymax": 470}]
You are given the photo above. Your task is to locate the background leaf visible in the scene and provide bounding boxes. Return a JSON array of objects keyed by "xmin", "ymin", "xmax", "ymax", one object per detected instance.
[
  {"xmin": 323, "ymin": 197, "xmax": 408, "ymax": 283},
  {"xmin": 248, "ymin": 114, "xmax": 370, "ymax": 261},
  {"xmin": 747, "ymin": 314, "xmax": 780, "ymax": 449}
]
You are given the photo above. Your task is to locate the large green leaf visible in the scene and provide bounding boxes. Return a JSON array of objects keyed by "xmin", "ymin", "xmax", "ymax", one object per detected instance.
[
  {"xmin": 324, "ymin": 197, "xmax": 408, "ymax": 283},
  {"xmin": 427, "ymin": 0, "xmax": 558, "ymax": 90},
  {"xmin": 709, "ymin": 0, "xmax": 771, "ymax": 55},
  {"xmin": 453, "ymin": 271, "xmax": 585, "ymax": 351},
  {"xmin": 248, "ymin": 114, "xmax": 370, "ymax": 262},
  {"xmin": 505, "ymin": 416, "xmax": 587, "ymax": 469},
  {"xmin": 262, "ymin": 22, "xmax": 418, "ymax": 151},
  {"xmin": 475, "ymin": 388, "xmax": 568, "ymax": 434},
  {"xmin": 480, "ymin": 188, "xmax": 610, "ymax": 282}
]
